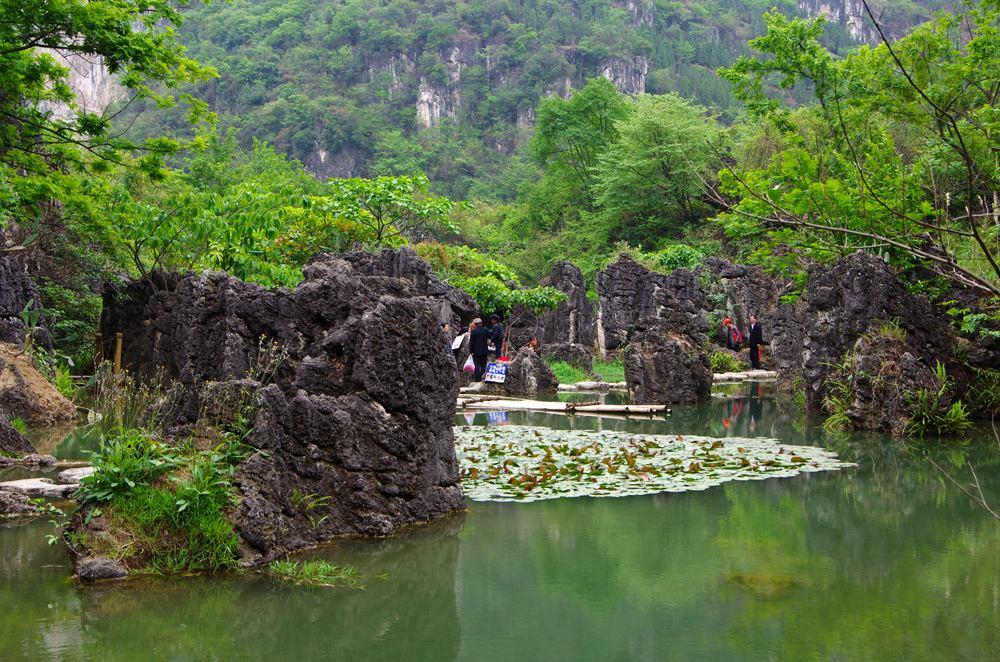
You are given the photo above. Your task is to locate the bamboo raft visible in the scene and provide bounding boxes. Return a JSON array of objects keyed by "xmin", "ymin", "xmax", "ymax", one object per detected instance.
[{"xmin": 456, "ymin": 395, "xmax": 671, "ymax": 416}]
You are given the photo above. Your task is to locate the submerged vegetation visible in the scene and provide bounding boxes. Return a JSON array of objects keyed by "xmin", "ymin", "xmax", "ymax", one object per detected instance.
[{"xmin": 267, "ymin": 559, "xmax": 362, "ymax": 589}]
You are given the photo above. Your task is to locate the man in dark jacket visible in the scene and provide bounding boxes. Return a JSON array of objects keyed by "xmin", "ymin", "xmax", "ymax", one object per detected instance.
[
  {"xmin": 469, "ymin": 318, "xmax": 491, "ymax": 382},
  {"xmin": 748, "ymin": 314, "xmax": 764, "ymax": 369},
  {"xmin": 487, "ymin": 314, "xmax": 505, "ymax": 358}
]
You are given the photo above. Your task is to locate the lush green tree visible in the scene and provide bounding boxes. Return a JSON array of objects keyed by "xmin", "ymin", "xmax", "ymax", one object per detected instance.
[
  {"xmin": 716, "ymin": 3, "xmax": 1000, "ymax": 297},
  {"xmin": 317, "ymin": 175, "xmax": 459, "ymax": 245},
  {"xmin": 528, "ymin": 78, "xmax": 633, "ymax": 225},
  {"xmin": 592, "ymin": 93, "xmax": 721, "ymax": 245},
  {"xmin": 415, "ymin": 242, "xmax": 565, "ymax": 315},
  {"xmin": 0, "ymin": 0, "xmax": 215, "ymax": 225}
]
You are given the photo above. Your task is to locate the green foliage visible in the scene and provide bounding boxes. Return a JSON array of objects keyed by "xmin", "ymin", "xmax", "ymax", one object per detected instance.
[
  {"xmin": 0, "ymin": 0, "xmax": 214, "ymax": 233},
  {"xmin": 874, "ymin": 319, "xmax": 907, "ymax": 343},
  {"xmin": 121, "ymin": 1, "xmax": 829, "ymax": 199},
  {"xmin": 267, "ymin": 559, "xmax": 361, "ymax": 589},
  {"xmin": 52, "ymin": 364, "xmax": 77, "ymax": 401},
  {"xmin": 78, "ymin": 427, "xmax": 252, "ymax": 573},
  {"xmin": 415, "ymin": 242, "xmax": 565, "ymax": 314},
  {"xmin": 647, "ymin": 244, "xmax": 708, "ymax": 272},
  {"xmin": 822, "ymin": 353, "xmax": 855, "ymax": 432},
  {"xmin": 290, "ymin": 489, "xmax": 332, "ymax": 530},
  {"xmin": 9, "ymin": 417, "xmax": 28, "ymax": 435},
  {"xmin": 964, "ymin": 367, "xmax": 1000, "ymax": 417},
  {"xmin": 318, "ymin": 174, "xmax": 458, "ymax": 245},
  {"xmin": 591, "ymin": 94, "xmax": 721, "ymax": 244},
  {"xmin": 710, "ymin": 351, "xmax": 744, "ymax": 373},
  {"xmin": 77, "ymin": 429, "xmax": 182, "ymax": 505},
  {"xmin": 905, "ymin": 363, "xmax": 973, "ymax": 438},
  {"xmin": 717, "ymin": 6, "xmax": 1000, "ymax": 295},
  {"xmin": 38, "ymin": 282, "xmax": 102, "ymax": 369},
  {"xmin": 547, "ymin": 361, "xmax": 589, "ymax": 385}
]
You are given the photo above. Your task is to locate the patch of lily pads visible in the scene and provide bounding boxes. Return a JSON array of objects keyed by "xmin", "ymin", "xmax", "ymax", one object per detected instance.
[{"xmin": 454, "ymin": 425, "xmax": 855, "ymax": 502}]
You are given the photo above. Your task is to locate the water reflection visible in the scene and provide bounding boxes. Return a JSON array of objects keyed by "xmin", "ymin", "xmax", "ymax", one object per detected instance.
[{"xmin": 0, "ymin": 388, "xmax": 997, "ymax": 660}]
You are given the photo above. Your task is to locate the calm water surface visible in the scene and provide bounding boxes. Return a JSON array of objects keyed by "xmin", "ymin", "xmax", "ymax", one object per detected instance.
[{"xmin": 2, "ymin": 384, "xmax": 998, "ymax": 661}]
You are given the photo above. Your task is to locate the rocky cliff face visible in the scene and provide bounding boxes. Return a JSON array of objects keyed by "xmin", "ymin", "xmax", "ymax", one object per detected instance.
[
  {"xmin": 624, "ymin": 268, "xmax": 712, "ymax": 404},
  {"xmin": 703, "ymin": 257, "xmax": 783, "ymax": 339},
  {"xmin": 770, "ymin": 251, "xmax": 956, "ymax": 412},
  {"xmin": 595, "ymin": 254, "xmax": 667, "ymax": 354},
  {"xmin": 100, "ymin": 250, "xmax": 466, "ymax": 563},
  {"xmin": 539, "ymin": 261, "xmax": 596, "ymax": 348},
  {"xmin": 796, "ymin": 0, "xmax": 935, "ymax": 44},
  {"xmin": 38, "ymin": 51, "xmax": 124, "ymax": 121}
]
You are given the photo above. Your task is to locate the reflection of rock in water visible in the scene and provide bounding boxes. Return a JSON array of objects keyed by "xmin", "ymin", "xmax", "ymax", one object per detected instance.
[
  {"xmin": 25, "ymin": 421, "xmax": 80, "ymax": 456},
  {"xmin": 74, "ymin": 514, "xmax": 464, "ymax": 660}
]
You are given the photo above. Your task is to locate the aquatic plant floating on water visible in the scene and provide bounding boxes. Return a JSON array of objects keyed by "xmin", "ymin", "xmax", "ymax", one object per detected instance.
[{"xmin": 454, "ymin": 426, "xmax": 855, "ymax": 502}]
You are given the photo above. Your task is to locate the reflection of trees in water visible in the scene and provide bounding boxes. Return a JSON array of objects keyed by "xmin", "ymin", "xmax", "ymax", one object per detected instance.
[
  {"xmin": 0, "ymin": 515, "xmax": 465, "ymax": 660},
  {"xmin": 453, "ymin": 396, "xmax": 1000, "ymax": 659}
]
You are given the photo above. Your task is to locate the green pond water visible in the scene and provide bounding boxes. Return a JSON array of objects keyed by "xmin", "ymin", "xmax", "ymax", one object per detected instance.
[{"xmin": 2, "ymin": 384, "xmax": 999, "ymax": 660}]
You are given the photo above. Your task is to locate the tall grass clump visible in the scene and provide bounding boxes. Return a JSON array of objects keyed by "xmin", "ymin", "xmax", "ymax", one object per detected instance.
[
  {"xmin": 88, "ymin": 364, "xmax": 177, "ymax": 435},
  {"xmin": 709, "ymin": 351, "xmax": 743, "ymax": 373},
  {"xmin": 905, "ymin": 362, "xmax": 972, "ymax": 438}
]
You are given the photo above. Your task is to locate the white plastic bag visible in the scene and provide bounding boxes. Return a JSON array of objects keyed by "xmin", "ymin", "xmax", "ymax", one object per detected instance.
[{"xmin": 462, "ymin": 355, "xmax": 475, "ymax": 372}]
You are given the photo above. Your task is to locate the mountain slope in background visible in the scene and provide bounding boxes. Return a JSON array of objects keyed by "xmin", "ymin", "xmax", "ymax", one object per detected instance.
[{"xmin": 115, "ymin": 0, "xmax": 944, "ymax": 197}]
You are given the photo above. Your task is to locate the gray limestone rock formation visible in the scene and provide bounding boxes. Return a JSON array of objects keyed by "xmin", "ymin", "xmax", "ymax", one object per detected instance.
[
  {"xmin": 0, "ymin": 414, "xmax": 35, "ymax": 456},
  {"xmin": 501, "ymin": 347, "xmax": 559, "ymax": 396},
  {"xmin": 624, "ymin": 269, "xmax": 712, "ymax": 404},
  {"xmin": 342, "ymin": 247, "xmax": 480, "ymax": 327},
  {"xmin": 770, "ymin": 251, "xmax": 957, "ymax": 412},
  {"xmin": 0, "ymin": 255, "xmax": 49, "ymax": 347},
  {"xmin": 98, "ymin": 249, "xmax": 466, "ymax": 565},
  {"xmin": 595, "ymin": 254, "xmax": 666, "ymax": 354},
  {"xmin": 539, "ymin": 261, "xmax": 596, "ymax": 348}
]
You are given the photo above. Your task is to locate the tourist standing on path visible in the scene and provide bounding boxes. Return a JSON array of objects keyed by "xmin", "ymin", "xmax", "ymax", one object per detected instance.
[
  {"xmin": 469, "ymin": 318, "xmax": 491, "ymax": 382},
  {"xmin": 722, "ymin": 317, "xmax": 742, "ymax": 351},
  {"xmin": 748, "ymin": 314, "xmax": 763, "ymax": 369},
  {"xmin": 488, "ymin": 314, "xmax": 505, "ymax": 358}
]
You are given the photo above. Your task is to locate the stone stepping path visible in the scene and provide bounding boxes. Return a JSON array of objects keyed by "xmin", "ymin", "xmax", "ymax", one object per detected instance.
[{"xmin": 0, "ymin": 466, "xmax": 92, "ymax": 499}]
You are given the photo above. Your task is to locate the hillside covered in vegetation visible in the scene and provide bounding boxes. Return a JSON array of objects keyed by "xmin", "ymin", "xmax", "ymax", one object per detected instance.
[{"xmin": 123, "ymin": 0, "xmax": 946, "ymax": 198}]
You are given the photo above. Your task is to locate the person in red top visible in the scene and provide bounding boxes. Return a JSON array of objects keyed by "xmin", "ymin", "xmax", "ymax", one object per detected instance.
[{"xmin": 748, "ymin": 314, "xmax": 764, "ymax": 369}]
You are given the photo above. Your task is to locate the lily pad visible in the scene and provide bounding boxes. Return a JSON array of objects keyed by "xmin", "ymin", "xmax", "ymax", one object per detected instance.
[{"xmin": 454, "ymin": 426, "xmax": 855, "ymax": 502}]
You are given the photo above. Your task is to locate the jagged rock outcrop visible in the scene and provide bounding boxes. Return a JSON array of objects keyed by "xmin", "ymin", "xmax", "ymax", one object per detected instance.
[
  {"xmin": 771, "ymin": 251, "xmax": 957, "ymax": 412},
  {"xmin": 540, "ymin": 343, "xmax": 594, "ymax": 373},
  {"xmin": 624, "ymin": 269, "xmax": 712, "ymax": 404},
  {"xmin": 0, "ymin": 490, "xmax": 39, "ymax": 519},
  {"xmin": 596, "ymin": 254, "xmax": 667, "ymax": 353},
  {"xmin": 833, "ymin": 334, "xmax": 940, "ymax": 435},
  {"xmin": 0, "ymin": 343, "xmax": 76, "ymax": 426},
  {"xmin": 343, "ymin": 247, "xmax": 480, "ymax": 326},
  {"xmin": 501, "ymin": 347, "xmax": 559, "ymax": 396},
  {"xmin": 539, "ymin": 261, "xmax": 596, "ymax": 348},
  {"xmin": 702, "ymin": 257, "xmax": 782, "ymax": 339},
  {"xmin": 98, "ymin": 249, "xmax": 466, "ymax": 565},
  {"xmin": 0, "ymin": 255, "xmax": 48, "ymax": 347},
  {"xmin": 0, "ymin": 415, "xmax": 35, "ymax": 456}
]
